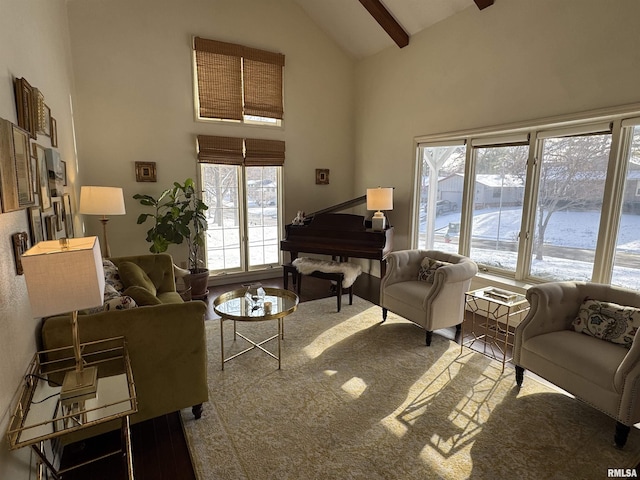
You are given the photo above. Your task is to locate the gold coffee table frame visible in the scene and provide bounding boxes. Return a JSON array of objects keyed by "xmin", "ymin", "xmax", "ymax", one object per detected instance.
[{"xmin": 214, "ymin": 287, "xmax": 299, "ymax": 369}]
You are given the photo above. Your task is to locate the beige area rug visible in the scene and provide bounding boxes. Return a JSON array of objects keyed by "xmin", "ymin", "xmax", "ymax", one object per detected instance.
[{"xmin": 181, "ymin": 296, "xmax": 640, "ymax": 480}]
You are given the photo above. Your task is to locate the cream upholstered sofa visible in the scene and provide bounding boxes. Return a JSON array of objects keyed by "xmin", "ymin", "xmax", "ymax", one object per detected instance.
[
  {"xmin": 40, "ymin": 254, "xmax": 208, "ymax": 443},
  {"xmin": 514, "ymin": 281, "xmax": 640, "ymax": 448},
  {"xmin": 380, "ymin": 249, "xmax": 478, "ymax": 345}
]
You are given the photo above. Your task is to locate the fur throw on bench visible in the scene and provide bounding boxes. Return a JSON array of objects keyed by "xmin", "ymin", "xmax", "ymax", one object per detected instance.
[{"xmin": 292, "ymin": 257, "xmax": 362, "ymax": 288}]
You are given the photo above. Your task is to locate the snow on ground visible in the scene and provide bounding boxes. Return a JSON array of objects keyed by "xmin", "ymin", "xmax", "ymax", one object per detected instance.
[{"xmin": 424, "ymin": 207, "xmax": 640, "ymax": 289}]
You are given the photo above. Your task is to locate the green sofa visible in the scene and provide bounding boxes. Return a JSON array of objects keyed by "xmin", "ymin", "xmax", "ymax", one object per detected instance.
[{"xmin": 40, "ymin": 254, "xmax": 208, "ymax": 443}]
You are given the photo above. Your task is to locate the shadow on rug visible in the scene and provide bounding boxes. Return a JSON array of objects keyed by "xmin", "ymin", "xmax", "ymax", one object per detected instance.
[{"xmin": 181, "ymin": 296, "xmax": 640, "ymax": 480}]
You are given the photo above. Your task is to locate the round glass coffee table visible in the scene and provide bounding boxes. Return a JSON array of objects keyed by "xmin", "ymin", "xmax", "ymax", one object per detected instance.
[{"xmin": 213, "ymin": 287, "xmax": 299, "ymax": 370}]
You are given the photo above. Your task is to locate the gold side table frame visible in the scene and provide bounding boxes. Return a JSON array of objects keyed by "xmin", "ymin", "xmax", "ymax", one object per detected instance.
[
  {"xmin": 214, "ymin": 287, "xmax": 299, "ymax": 370},
  {"xmin": 461, "ymin": 288, "xmax": 530, "ymax": 372},
  {"xmin": 6, "ymin": 336, "xmax": 137, "ymax": 479}
]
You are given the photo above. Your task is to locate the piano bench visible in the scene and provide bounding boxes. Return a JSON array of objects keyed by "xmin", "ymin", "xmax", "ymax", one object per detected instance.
[{"xmin": 282, "ymin": 262, "xmax": 353, "ymax": 312}]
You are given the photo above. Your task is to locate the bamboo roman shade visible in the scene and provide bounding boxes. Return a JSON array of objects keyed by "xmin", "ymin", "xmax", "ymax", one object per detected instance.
[
  {"xmin": 244, "ymin": 138, "xmax": 285, "ymax": 166},
  {"xmin": 197, "ymin": 135, "xmax": 285, "ymax": 166},
  {"xmin": 197, "ymin": 135, "xmax": 244, "ymax": 165},
  {"xmin": 193, "ymin": 37, "xmax": 285, "ymax": 121}
]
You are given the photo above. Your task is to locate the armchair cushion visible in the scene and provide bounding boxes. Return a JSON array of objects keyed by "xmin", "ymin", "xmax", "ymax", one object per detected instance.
[
  {"xmin": 572, "ymin": 298, "xmax": 640, "ymax": 348},
  {"xmin": 118, "ymin": 261, "xmax": 157, "ymax": 296},
  {"xmin": 418, "ymin": 257, "xmax": 450, "ymax": 283}
]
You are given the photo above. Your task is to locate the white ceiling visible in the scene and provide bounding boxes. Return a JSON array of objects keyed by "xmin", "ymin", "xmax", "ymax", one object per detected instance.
[{"xmin": 293, "ymin": 0, "xmax": 475, "ymax": 59}]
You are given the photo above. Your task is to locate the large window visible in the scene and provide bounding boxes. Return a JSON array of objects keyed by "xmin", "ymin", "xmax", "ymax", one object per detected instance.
[
  {"xmin": 198, "ymin": 135, "xmax": 284, "ymax": 274},
  {"xmin": 192, "ymin": 37, "xmax": 285, "ymax": 126},
  {"xmin": 470, "ymin": 141, "xmax": 528, "ymax": 273},
  {"xmin": 530, "ymin": 129, "xmax": 611, "ymax": 281},
  {"xmin": 413, "ymin": 106, "xmax": 640, "ymax": 289},
  {"xmin": 415, "ymin": 143, "xmax": 465, "ymax": 252}
]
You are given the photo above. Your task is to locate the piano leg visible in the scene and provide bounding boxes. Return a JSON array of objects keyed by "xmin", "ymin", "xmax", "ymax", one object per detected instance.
[{"xmin": 381, "ymin": 308, "xmax": 388, "ymax": 323}]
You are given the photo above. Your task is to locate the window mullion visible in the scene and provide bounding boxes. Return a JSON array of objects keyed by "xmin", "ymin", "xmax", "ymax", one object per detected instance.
[
  {"xmin": 516, "ymin": 132, "xmax": 541, "ymax": 281},
  {"xmin": 592, "ymin": 120, "xmax": 628, "ymax": 283}
]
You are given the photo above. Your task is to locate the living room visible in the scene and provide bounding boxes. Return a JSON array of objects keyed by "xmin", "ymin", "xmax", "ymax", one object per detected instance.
[{"xmin": 2, "ymin": 0, "xmax": 640, "ymax": 478}]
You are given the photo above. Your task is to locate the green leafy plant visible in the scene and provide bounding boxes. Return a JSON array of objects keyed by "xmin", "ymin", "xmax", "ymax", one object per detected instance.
[{"xmin": 134, "ymin": 178, "xmax": 208, "ymax": 272}]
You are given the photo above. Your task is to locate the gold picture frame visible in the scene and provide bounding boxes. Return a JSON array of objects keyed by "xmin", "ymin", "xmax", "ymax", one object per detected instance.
[
  {"xmin": 0, "ymin": 119, "xmax": 35, "ymax": 212},
  {"xmin": 315, "ymin": 169, "xmax": 329, "ymax": 185},
  {"xmin": 135, "ymin": 161, "xmax": 157, "ymax": 182},
  {"xmin": 14, "ymin": 78, "xmax": 37, "ymax": 139}
]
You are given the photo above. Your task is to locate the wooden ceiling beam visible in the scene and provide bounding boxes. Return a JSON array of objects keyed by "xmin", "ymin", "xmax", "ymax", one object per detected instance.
[
  {"xmin": 358, "ymin": 0, "xmax": 409, "ymax": 49},
  {"xmin": 473, "ymin": 0, "xmax": 495, "ymax": 10}
]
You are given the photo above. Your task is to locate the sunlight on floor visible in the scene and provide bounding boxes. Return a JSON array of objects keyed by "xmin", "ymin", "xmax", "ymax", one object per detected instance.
[
  {"xmin": 302, "ymin": 309, "xmax": 375, "ymax": 359},
  {"xmin": 340, "ymin": 376, "xmax": 367, "ymax": 399}
]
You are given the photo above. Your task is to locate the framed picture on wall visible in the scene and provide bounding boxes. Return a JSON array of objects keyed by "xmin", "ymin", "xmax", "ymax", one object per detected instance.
[
  {"xmin": 62, "ymin": 193, "xmax": 74, "ymax": 238},
  {"xmin": 14, "ymin": 78, "xmax": 37, "ymax": 139},
  {"xmin": 0, "ymin": 119, "xmax": 35, "ymax": 212},
  {"xmin": 32, "ymin": 143, "xmax": 51, "ymax": 210},
  {"xmin": 45, "ymin": 148, "xmax": 64, "ymax": 196},
  {"xmin": 28, "ymin": 206, "xmax": 44, "ymax": 244},
  {"xmin": 45, "ymin": 214, "xmax": 58, "ymax": 240},
  {"xmin": 51, "ymin": 117, "xmax": 58, "ymax": 147}
]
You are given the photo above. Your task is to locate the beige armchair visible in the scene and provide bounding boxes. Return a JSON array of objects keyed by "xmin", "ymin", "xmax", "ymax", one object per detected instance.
[
  {"xmin": 380, "ymin": 249, "xmax": 478, "ymax": 345},
  {"xmin": 514, "ymin": 281, "xmax": 640, "ymax": 448}
]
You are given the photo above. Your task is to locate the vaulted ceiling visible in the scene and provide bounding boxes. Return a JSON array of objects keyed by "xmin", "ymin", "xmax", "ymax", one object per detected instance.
[{"xmin": 293, "ymin": 0, "xmax": 493, "ymax": 59}]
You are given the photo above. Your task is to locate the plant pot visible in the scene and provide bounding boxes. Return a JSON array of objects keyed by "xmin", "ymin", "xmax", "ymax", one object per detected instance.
[{"xmin": 187, "ymin": 268, "xmax": 209, "ymax": 300}]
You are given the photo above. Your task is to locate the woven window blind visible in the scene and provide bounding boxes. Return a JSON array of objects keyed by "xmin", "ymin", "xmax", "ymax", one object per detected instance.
[
  {"xmin": 197, "ymin": 136, "xmax": 285, "ymax": 166},
  {"xmin": 193, "ymin": 37, "xmax": 285, "ymax": 121},
  {"xmin": 197, "ymin": 135, "xmax": 244, "ymax": 165},
  {"xmin": 245, "ymin": 138, "xmax": 285, "ymax": 166}
]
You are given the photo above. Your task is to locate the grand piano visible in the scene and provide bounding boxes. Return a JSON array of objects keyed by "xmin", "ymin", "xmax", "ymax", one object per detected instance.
[{"xmin": 280, "ymin": 195, "xmax": 394, "ymax": 276}]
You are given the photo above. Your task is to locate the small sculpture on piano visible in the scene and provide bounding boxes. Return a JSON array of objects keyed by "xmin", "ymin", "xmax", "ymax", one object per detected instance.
[{"xmin": 291, "ymin": 210, "xmax": 306, "ymax": 225}]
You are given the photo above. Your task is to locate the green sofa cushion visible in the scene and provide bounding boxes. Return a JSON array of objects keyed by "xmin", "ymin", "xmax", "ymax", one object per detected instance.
[
  {"xmin": 123, "ymin": 285, "xmax": 163, "ymax": 306},
  {"xmin": 119, "ymin": 261, "xmax": 157, "ymax": 296}
]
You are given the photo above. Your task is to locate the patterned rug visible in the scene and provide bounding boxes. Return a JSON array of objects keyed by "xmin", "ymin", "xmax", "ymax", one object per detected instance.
[{"xmin": 182, "ymin": 296, "xmax": 640, "ymax": 479}]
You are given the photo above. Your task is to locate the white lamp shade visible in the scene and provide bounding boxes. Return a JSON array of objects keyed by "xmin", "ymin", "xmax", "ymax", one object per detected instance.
[
  {"xmin": 79, "ymin": 186, "xmax": 126, "ymax": 216},
  {"xmin": 366, "ymin": 187, "xmax": 394, "ymax": 211},
  {"xmin": 21, "ymin": 237, "xmax": 105, "ymax": 318}
]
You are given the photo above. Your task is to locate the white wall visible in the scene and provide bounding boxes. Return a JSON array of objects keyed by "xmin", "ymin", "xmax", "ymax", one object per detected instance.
[
  {"xmin": 354, "ymin": 0, "xmax": 640, "ymax": 254},
  {"xmin": 66, "ymin": 0, "xmax": 356, "ymax": 262},
  {"xmin": 0, "ymin": 1, "xmax": 77, "ymax": 477}
]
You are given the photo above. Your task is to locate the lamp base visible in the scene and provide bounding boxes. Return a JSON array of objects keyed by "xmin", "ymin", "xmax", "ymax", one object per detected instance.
[
  {"xmin": 371, "ymin": 211, "xmax": 386, "ymax": 231},
  {"xmin": 60, "ymin": 366, "xmax": 98, "ymax": 403}
]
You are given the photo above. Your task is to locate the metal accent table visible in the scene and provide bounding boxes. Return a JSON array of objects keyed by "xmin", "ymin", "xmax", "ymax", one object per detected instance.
[
  {"xmin": 214, "ymin": 287, "xmax": 299, "ymax": 369},
  {"xmin": 7, "ymin": 336, "xmax": 137, "ymax": 479},
  {"xmin": 461, "ymin": 287, "xmax": 530, "ymax": 372}
]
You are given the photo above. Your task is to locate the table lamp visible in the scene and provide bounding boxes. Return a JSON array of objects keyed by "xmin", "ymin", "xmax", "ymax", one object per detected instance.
[
  {"xmin": 21, "ymin": 237, "xmax": 105, "ymax": 401},
  {"xmin": 366, "ymin": 187, "xmax": 393, "ymax": 231},
  {"xmin": 79, "ymin": 186, "xmax": 126, "ymax": 258}
]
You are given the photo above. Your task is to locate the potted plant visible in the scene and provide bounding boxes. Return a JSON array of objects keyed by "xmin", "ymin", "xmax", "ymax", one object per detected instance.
[{"xmin": 134, "ymin": 178, "xmax": 210, "ymax": 298}]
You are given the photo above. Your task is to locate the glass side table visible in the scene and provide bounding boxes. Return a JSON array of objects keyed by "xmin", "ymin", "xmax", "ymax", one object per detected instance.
[
  {"xmin": 461, "ymin": 287, "xmax": 530, "ymax": 372},
  {"xmin": 6, "ymin": 336, "xmax": 137, "ymax": 480},
  {"xmin": 214, "ymin": 287, "xmax": 299, "ymax": 370}
]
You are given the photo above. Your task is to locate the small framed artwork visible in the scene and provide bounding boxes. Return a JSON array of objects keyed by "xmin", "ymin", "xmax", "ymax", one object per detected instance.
[
  {"xmin": 0, "ymin": 119, "xmax": 35, "ymax": 212},
  {"xmin": 61, "ymin": 160, "xmax": 67, "ymax": 185},
  {"xmin": 45, "ymin": 214, "xmax": 59, "ymax": 240},
  {"xmin": 315, "ymin": 169, "xmax": 330, "ymax": 185},
  {"xmin": 14, "ymin": 78, "xmax": 37, "ymax": 139},
  {"xmin": 45, "ymin": 148, "xmax": 64, "ymax": 196},
  {"xmin": 135, "ymin": 161, "xmax": 157, "ymax": 182},
  {"xmin": 32, "ymin": 143, "xmax": 51, "ymax": 210},
  {"xmin": 52, "ymin": 197, "xmax": 63, "ymax": 230},
  {"xmin": 50, "ymin": 117, "xmax": 58, "ymax": 147},
  {"xmin": 12, "ymin": 231, "xmax": 29, "ymax": 275},
  {"xmin": 28, "ymin": 206, "xmax": 44, "ymax": 244},
  {"xmin": 62, "ymin": 193, "xmax": 74, "ymax": 238}
]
